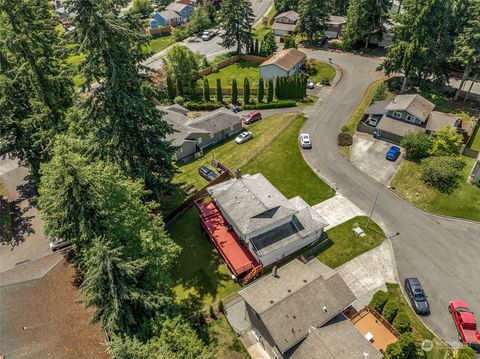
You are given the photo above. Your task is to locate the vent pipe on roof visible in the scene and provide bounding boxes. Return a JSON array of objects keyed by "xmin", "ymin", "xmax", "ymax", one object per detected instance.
[{"xmin": 272, "ymin": 266, "xmax": 278, "ymax": 278}]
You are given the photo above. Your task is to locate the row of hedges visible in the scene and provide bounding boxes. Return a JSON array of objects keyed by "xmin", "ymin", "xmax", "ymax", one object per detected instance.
[
  {"xmin": 242, "ymin": 100, "xmax": 297, "ymax": 110},
  {"xmin": 370, "ymin": 291, "xmax": 411, "ymax": 334}
]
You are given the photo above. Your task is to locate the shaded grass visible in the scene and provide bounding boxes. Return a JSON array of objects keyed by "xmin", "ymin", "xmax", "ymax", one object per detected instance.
[
  {"xmin": 205, "ymin": 61, "xmax": 261, "ymax": 89},
  {"xmin": 201, "ymin": 316, "xmax": 250, "ymax": 359},
  {"xmin": 309, "ymin": 61, "xmax": 336, "ymax": 83},
  {"xmin": 391, "ymin": 156, "xmax": 480, "ymax": 222},
  {"xmin": 316, "ymin": 216, "xmax": 385, "ymax": 268},
  {"xmin": 242, "ymin": 114, "xmax": 334, "ymax": 205},
  {"xmin": 166, "ymin": 207, "xmax": 240, "ymax": 310},
  {"xmin": 143, "ymin": 35, "xmax": 174, "ymax": 55}
]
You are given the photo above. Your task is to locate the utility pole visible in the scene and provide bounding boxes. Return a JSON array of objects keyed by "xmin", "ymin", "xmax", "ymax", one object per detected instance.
[{"xmin": 366, "ymin": 192, "xmax": 379, "ymax": 229}]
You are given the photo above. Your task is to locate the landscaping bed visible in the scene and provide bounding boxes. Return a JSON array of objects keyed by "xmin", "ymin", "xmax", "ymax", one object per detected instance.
[
  {"xmin": 391, "ymin": 156, "xmax": 480, "ymax": 222},
  {"xmin": 316, "ymin": 216, "xmax": 385, "ymax": 268}
]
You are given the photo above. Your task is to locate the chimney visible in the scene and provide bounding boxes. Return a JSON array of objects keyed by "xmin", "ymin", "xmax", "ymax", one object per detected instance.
[
  {"xmin": 272, "ymin": 266, "xmax": 278, "ymax": 278},
  {"xmin": 234, "ymin": 168, "xmax": 241, "ymax": 179}
]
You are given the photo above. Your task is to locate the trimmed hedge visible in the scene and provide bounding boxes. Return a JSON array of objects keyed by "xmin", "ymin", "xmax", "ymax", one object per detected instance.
[
  {"xmin": 393, "ymin": 311, "xmax": 411, "ymax": 334},
  {"xmin": 183, "ymin": 101, "xmax": 222, "ymax": 111},
  {"xmin": 337, "ymin": 132, "xmax": 353, "ymax": 146},
  {"xmin": 382, "ymin": 300, "xmax": 399, "ymax": 323},
  {"xmin": 242, "ymin": 100, "xmax": 297, "ymax": 110},
  {"xmin": 370, "ymin": 290, "xmax": 388, "ymax": 313}
]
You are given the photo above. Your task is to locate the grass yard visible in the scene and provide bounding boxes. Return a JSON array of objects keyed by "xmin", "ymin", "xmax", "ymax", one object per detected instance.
[
  {"xmin": 201, "ymin": 317, "xmax": 250, "ymax": 359},
  {"xmin": 391, "ymin": 156, "xmax": 480, "ymax": 222},
  {"xmin": 143, "ymin": 35, "xmax": 174, "ymax": 55},
  {"xmin": 242, "ymin": 114, "xmax": 334, "ymax": 205},
  {"xmin": 316, "ymin": 216, "xmax": 385, "ymax": 269},
  {"xmin": 166, "ymin": 207, "xmax": 240, "ymax": 311},
  {"xmin": 309, "ymin": 61, "xmax": 336, "ymax": 84},
  {"xmin": 469, "ymin": 125, "xmax": 480, "ymax": 151},
  {"xmin": 205, "ymin": 61, "xmax": 261, "ymax": 89}
]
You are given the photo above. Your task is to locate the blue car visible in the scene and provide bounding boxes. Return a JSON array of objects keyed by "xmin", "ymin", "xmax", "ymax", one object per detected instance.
[{"xmin": 386, "ymin": 146, "xmax": 401, "ymax": 161}]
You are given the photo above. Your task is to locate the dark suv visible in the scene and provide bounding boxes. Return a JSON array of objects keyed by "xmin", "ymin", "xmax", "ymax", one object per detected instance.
[
  {"xmin": 198, "ymin": 166, "xmax": 218, "ymax": 181},
  {"xmin": 404, "ymin": 277, "xmax": 430, "ymax": 315}
]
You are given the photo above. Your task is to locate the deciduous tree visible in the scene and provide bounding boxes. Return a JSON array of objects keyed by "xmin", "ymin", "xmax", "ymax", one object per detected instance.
[
  {"xmin": 429, "ymin": 127, "xmax": 463, "ymax": 156},
  {"xmin": 163, "ymin": 44, "xmax": 200, "ymax": 84}
]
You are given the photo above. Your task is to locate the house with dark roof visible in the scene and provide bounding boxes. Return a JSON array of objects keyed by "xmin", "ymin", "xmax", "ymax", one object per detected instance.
[
  {"xmin": 161, "ymin": 107, "xmax": 243, "ymax": 161},
  {"xmin": 207, "ymin": 173, "xmax": 327, "ymax": 266},
  {"xmin": 260, "ymin": 48, "xmax": 306, "ymax": 80},
  {"xmin": 232, "ymin": 258, "xmax": 381, "ymax": 359},
  {"xmin": 364, "ymin": 94, "xmax": 461, "ymax": 144}
]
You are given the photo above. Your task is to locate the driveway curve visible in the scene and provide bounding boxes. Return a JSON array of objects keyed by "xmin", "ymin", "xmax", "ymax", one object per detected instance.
[{"xmin": 301, "ymin": 48, "xmax": 480, "ymax": 342}]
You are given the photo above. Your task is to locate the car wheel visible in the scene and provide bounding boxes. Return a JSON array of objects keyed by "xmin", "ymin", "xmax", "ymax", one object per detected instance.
[{"xmin": 448, "ymin": 305, "xmax": 452, "ymax": 313}]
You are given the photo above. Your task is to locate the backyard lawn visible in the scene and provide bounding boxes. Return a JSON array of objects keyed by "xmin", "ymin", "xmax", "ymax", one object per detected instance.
[
  {"xmin": 166, "ymin": 207, "xmax": 240, "ymax": 311},
  {"xmin": 316, "ymin": 216, "xmax": 385, "ymax": 269},
  {"xmin": 201, "ymin": 317, "xmax": 250, "ymax": 359},
  {"xmin": 391, "ymin": 156, "xmax": 480, "ymax": 222},
  {"xmin": 204, "ymin": 61, "xmax": 261, "ymax": 89}
]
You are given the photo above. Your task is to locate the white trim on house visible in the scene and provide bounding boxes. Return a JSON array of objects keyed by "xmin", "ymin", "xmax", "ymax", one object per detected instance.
[{"xmin": 392, "ymin": 111, "xmax": 402, "ymax": 119}]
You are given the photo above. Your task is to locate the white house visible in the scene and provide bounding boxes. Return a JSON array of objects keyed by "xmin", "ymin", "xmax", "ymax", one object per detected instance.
[
  {"xmin": 259, "ymin": 48, "xmax": 306, "ymax": 81},
  {"xmin": 207, "ymin": 173, "xmax": 327, "ymax": 266}
]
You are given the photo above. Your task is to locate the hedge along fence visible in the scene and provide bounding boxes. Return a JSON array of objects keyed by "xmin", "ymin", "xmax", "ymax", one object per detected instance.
[{"xmin": 194, "ymin": 54, "xmax": 267, "ymax": 80}]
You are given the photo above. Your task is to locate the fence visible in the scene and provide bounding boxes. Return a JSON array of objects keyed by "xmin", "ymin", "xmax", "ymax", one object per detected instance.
[{"xmin": 351, "ymin": 305, "xmax": 401, "ymax": 339}]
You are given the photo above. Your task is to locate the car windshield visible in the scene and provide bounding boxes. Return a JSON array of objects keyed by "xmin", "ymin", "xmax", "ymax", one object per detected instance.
[{"xmin": 457, "ymin": 307, "xmax": 471, "ymax": 312}]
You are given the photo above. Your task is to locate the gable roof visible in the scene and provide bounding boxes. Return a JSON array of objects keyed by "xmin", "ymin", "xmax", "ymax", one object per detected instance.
[
  {"xmin": 260, "ymin": 48, "xmax": 306, "ymax": 72},
  {"xmin": 364, "ymin": 100, "xmax": 390, "ymax": 116},
  {"xmin": 185, "ymin": 107, "xmax": 242, "ymax": 133},
  {"xmin": 327, "ymin": 15, "xmax": 347, "ymax": 25},
  {"xmin": 385, "ymin": 94, "xmax": 435, "ymax": 122},
  {"xmin": 274, "ymin": 10, "xmax": 300, "ymax": 22},
  {"xmin": 160, "ymin": 107, "xmax": 206, "ymax": 146},
  {"xmin": 166, "ymin": 2, "xmax": 191, "ymax": 12},
  {"xmin": 426, "ymin": 111, "xmax": 459, "ymax": 132},
  {"xmin": 165, "ymin": 103, "xmax": 190, "ymax": 115},
  {"xmin": 155, "ymin": 10, "xmax": 181, "ymax": 20},
  {"xmin": 240, "ymin": 259, "xmax": 356, "ymax": 353}
]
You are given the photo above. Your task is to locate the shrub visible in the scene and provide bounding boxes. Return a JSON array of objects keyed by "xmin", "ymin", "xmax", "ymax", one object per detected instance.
[
  {"xmin": 209, "ymin": 305, "xmax": 215, "ymax": 319},
  {"xmin": 429, "ymin": 127, "xmax": 464, "ymax": 156},
  {"xmin": 382, "ymin": 300, "xmax": 399, "ymax": 323},
  {"xmin": 392, "ymin": 311, "xmax": 411, "ymax": 333},
  {"xmin": 370, "ymin": 290, "xmax": 388, "ymax": 312},
  {"xmin": 218, "ymin": 300, "xmax": 224, "ymax": 313},
  {"xmin": 385, "ymin": 332, "xmax": 420, "ymax": 359},
  {"xmin": 458, "ymin": 346, "xmax": 477, "ymax": 359},
  {"xmin": 420, "ymin": 156, "xmax": 466, "ymax": 193},
  {"xmin": 174, "ymin": 96, "xmax": 185, "ymax": 105},
  {"xmin": 242, "ymin": 100, "xmax": 297, "ymax": 110},
  {"xmin": 372, "ymin": 81, "xmax": 387, "ymax": 101},
  {"xmin": 340, "ymin": 125, "xmax": 351, "ymax": 134},
  {"xmin": 337, "ymin": 132, "xmax": 353, "ymax": 146},
  {"xmin": 184, "ymin": 101, "xmax": 221, "ymax": 111},
  {"xmin": 401, "ymin": 132, "xmax": 433, "ymax": 160},
  {"xmin": 321, "ymin": 77, "xmax": 330, "ymax": 86}
]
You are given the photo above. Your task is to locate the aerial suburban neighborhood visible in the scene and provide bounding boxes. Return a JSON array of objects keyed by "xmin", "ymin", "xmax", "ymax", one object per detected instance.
[{"xmin": 1, "ymin": 0, "xmax": 480, "ymax": 358}]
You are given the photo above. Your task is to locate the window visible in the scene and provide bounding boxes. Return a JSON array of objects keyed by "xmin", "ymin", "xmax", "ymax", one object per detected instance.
[
  {"xmin": 406, "ymin": 115, "xmax": 416, "ymax": 123},
  {"xmin": 392, "ymin": 111, "xmax": 402, "ymax": 119},
  {"xmin": 197, "ymin": 137, "xmax": 203, "ymax": 144},
  {"xmin": 209, "ymin": 133, "xmax": 214, "ymax": 139},
  {"xmin": 230, "ymin": 125, "xmax": 234, "ymax": 131}
]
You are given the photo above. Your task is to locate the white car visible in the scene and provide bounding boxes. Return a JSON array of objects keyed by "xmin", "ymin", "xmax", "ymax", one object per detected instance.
[
  {"xmin": 300, "ymin": 133, "xmax": 312, "ymax": 148},
  {"xmin": 235, "ymin": 131, "xmax": 253, "ymax": 144},
  {"xmin": 201, "ymin": 31, "xmax": 211, "ymax": 41},
  {"xmin": 368, "ymin": 116, "xmax": 381, "ymax": 127},
  {"xmin": 307, "ymin": 80, "xmax": 315, "ymax": 89}
]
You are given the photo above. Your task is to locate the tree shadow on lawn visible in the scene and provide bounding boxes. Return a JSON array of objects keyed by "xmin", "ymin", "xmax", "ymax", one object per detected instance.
[{"xmin": 0, "ymin": 195, "xmax": 34, "ymax": 248}]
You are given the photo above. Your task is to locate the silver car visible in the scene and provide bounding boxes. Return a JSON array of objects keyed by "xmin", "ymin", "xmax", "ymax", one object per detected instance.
[
  {"xmin": 235, "ymin": 131, "xmax": 253, "ymax": 144},
  {"xmin": 49, "ymin": 238, "xmax": 72, "ymax": 251},
  {"xmin": 300, "ymin": 133, "xmax": 312, "ymax": 148}
]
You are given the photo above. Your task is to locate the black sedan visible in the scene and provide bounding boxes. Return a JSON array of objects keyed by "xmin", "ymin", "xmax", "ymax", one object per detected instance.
[
  {"xmin": 404, "ymin": 277, "xmax": 430, "ymax": 315},
  {"xmin": 198, "ymin": 165, "xmax": 218, "ymax": 182}
]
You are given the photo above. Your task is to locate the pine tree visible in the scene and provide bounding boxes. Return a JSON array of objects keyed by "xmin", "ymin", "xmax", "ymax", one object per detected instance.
[
  {"xmin": 216, "ymin": 78, "xmax": 223, "ymax": 103},
  {"xmin": 275, "ymin": 77, "xmax": 281, "ymax": 99},
  {"xmin": 0, "ymin": 0, "xmax": 73, "ymax": 178},
  {"xmin": 267, "ymin": 79, "xmax": 274, "ymax": 103},
  {"xmin": 167, "ymin": 76, "xmax": 176, "ymax": 100},
  {"xmin": 261, "ymin": 31, "xmax": 278, "ymax": 56},
  {"xmin": 243, "ymin": 78, "xmax": 251, "ymax": 104},
  {"xmin": 254, "ymin": 38, "xmax": 259, "ymax": 54},
  {"xmin": 232, "ymin": 78, "xmax": 238, "ymax": 104},
  {"xmin": 218, "ymin": 0, "xmax": 254, "ymax": 54},
  {"xmin": 189, "ymin": 79, "xmax": 197, "ymax": 100},
  {"xmin": 68, "ymin": 0, "xmax": 175, "ymax": 195},
  {"xmin": 203, "ymin": 78, "xmax": 210, "ymax": 102},
  {"xmin": 296, "ymin": 0, "xmax": 332, "ymax": 44},
  {"xmin": 176, "ymin": 78, "xmax": 184, "ymax": 97},
  {"xmin": 258, "ymin": 78, "xmax": 265, "ymax": 103},
  {"xmin": 333, "ymin": 0, "xmax": 349, "ymax": 15}
]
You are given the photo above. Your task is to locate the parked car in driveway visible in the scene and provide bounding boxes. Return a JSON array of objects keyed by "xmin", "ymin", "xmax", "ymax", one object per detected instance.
[
  {"xmin": 201, "ymin": 30, "xmax": 218, "ymax": 41},
  {"xmin": 307, "ymin": 80, "xmax": 314, "ymax": 89},
  {"xmin": 198, "ymin": 166, "xmax": 218, "ymax": 181},
  {"xmin": 242, "ymin": 111, "xmax": 262, "ymax": 125},
  {"xmin": 235, "ymin": 131, "xmax": 253, "ymax": 144},
  {"xmin": 386, "ymin": 146, "xmax": 401, "ymax": 161},
  {"xmin": 300, "ymin": 133, "xmax": 312, "ymax": 149},
  {"xmin": 404, "ymin": 278, "xmax": 430, "ymax": 315},
  {"xmin": 368, "ymin": 115, "xmax": 381, "ymax": 127},
  {"xmin": 448, "ymin": 300, "xmax": 480, "ymax": 351}
]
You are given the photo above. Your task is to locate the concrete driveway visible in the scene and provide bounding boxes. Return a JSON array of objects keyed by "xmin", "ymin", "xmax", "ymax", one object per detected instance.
[
  {"xmin": 312, "ymin": 193, "xmax": 365, "ymax": 230},
  {"xmin": 350, "ymin": 133, "xmax": 403, "ymax": 186}
]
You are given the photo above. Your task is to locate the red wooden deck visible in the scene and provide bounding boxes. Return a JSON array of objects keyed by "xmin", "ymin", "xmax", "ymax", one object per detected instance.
[{"xmin": 197, "ymin": 201, "xmax": 260, "ymax": 277}]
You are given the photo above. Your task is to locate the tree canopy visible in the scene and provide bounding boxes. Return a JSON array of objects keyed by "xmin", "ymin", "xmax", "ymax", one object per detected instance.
[
  {"xmin": 218, "ymin": 0, "xmax": 254, "ymax": 54},
  {"xmin": 163, "ymin": 44, "xmax": 201, "ymax": 84},
  {"xmin": 295, "ymin": 0, "xmax": 332, "ymax": 44}
]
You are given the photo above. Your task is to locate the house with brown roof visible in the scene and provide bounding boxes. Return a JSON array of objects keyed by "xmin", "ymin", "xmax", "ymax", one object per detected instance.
[
  {"xmin": 364, "ymin": 94, "xmax": 461, "ymax": 144},
  {"xmin": 272, "ymin": 11, "xmax": 300, "ymax": 36},
  {"xmin": 260, "ymin": 48, "xmax": 306, "ymax": 80}
]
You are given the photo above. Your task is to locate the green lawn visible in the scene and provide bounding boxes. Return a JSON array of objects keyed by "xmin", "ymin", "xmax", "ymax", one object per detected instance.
[
  {"xmin": 469, "ymin": 125, "xmax": 480, "ymax": 151},
  {"xmin": 205, "ymin": 61, "xmax": 261, "ymax": 89},
  {"xmin": 166, "ymin": 207, "xmax": 240, "ymax": 311},
  {"xmin": 316, "ymin": 216, "xmax": 385, "ymax": 269},
  {"xmin": 309, "ymin": 61, "xmax": 336, "ymax": 84},
  {"xmin": 143, "ymin": 35, "xmax": 174, "ymax": 55},
  {"xmin": 391, "ymin": 156, "xmax": 480, "ymax": 222},
  {"xmin": 243, "ymin": 114, "xmax": 333, "ymax": 205},
  {"xmin": 201, "ymin": 317, "xmax": 250, "ymax": 359}
]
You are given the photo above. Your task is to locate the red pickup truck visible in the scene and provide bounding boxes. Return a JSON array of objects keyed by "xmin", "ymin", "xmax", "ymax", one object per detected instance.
[{"xmin": 449, "ymin": 300, "xmax": 480, "ymax": 351}]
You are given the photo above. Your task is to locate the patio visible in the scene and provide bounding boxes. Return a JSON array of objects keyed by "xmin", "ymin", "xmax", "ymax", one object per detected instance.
[{"xmin": 352, "ymin": 307, "xmax": 399, "ymax": 352}]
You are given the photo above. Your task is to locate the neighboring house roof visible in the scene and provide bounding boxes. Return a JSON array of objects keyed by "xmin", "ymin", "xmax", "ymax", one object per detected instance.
[
  {"xmin": 327, "ymin": 15, "xmax": 347, "ymax": 25},
  {"xmin": 426, "ymin": 111, "xmax": 459, "ymax": 132},
  {"xmin": 364, "ymin": 100, "xmax": 390, "ymax": 116},
  {"xmin": 166, "ymin": 2, "xmax": 190, "ymax": 13},
  {"xmin": 165, "ymin": 103, "xmax": 190, "ymax": 115},
  {"xmin": 176, "ymin": 0, "xmax": 195, "ymax": 5},
  {"xmin": 377, "ymin": 114, "xmax": 425, "ymax": 137},
  {"xmin": 260, "ymin": 48, "xmax": 306, "ymax": 72},
  {"xmin": 274, "ymin": 10, "xmax": 300, "ymax": 22},
  {"xmin": 271, "ymin": 22, "xmax": 297, "ymax": 32},
  {"xmin": 160, "ymin": 107, "xmax": 206, "ymax": 146},
  {"xmin": 239, "ymin": 258, "xmax": 356, "ymax": 354},
  {"xmin": 385, "ymin": 94, "xmax": 435, "ymax": 122},
  {"xmin": 156, "ymin": 10, "xmax": 181, "ymax": 21},
  {"xmin": 288, "ymin": 314, "xmax": 383, "ymax": 359},
  {"xmin": 185, "ymin": 107, "xmax": 242, "ymax": 133}
]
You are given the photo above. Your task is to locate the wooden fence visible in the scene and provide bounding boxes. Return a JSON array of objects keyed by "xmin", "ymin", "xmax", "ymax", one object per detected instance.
[{"xmin": 351, "ymin": 305, "xmax": 401, "ymax": 338}]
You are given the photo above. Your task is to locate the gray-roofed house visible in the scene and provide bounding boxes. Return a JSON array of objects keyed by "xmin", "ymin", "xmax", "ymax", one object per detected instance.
[
  {"xmin": 165, "ymin": 103, "xmax": 190, "ymax": 115},
  {"xmin": 272, "ymin": 11, "xmax": 300, "ymax": 36},
  {"xmin": 363, "ymin": 94, "xmax": 461, "ymax": 144},
  {"xmin": 231, "ymin": 258, "xmax": 379, "ymax": 359},
  {"xmin": 325, "ymin": 16, "xmax": 347, "ymax": 39},
  {"xmin": 207, "ymin": 173, "xmax": 327, "ymax": 266},
  {"xmin": 161, "ymin": 107, "xmax": 243, "ymax": 162},
  {"xmin": 165, "ymin": 1, "xmax": 194, "ymax": 23},
  {"xmin": 260, "ymin": 48, "xmax": 306, "ymax": 81}
]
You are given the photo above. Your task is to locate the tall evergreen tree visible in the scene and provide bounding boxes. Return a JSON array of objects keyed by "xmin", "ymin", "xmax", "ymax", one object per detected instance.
[
  {"xmin": 258, "ymin": 78, "xmax": 265, "ymax": 103},
  {"xmin": 0, "ymin": 0, "xmax": 73, "ymax": 177},
  {"xmin": 203, "ymin": 78, "xmax": 210, "ymax": 102},
  {"xmin": 167, "ymin": 76, "xmax": 175, "ymax": 100},
  {"xmin": 342, "ymin": 0, "xmax": 390, "ymax": 49},
  {"xmin": 261, "ymin": 31, "xmax": 278, "ymax": 56},
  {"xmin": 254, "ymin": 38, "xmax": 259, "ymax": 53},
  {"xmin": 267, "ymin": 79, "xmax": 274, "ymax": 103},
  {"xmin": 218, "ymin": 0, "xmax": 254, "ymax": 54},
  {"xmin": 67, "ymin": 0, "xmax": 175, "ymax": 196},
  {"xmin": 216, "ymin": 78, "xmax": 223, "ymax": 103},
  {"xmin": 296, "ymin": 0, "xmax": 332, "ymax": 44},
  {"xmin": 189, "ymin": 79, "xmax": 197, "ymax": 100},
  {"xmin": 231, "ymin": 78, "xmax": 238, "ymax": 104},
  {"xmin": 175, "ymin": 78, "xmax": 184, "ymax": 97},
  {"xmin": 333, "ymin": 0, "xmax": 349, "ymax": 15},
  {"xmin": 243, "ymin": 78, "xmax": 251, "ymax": 104},
  {"xmin": 275, "ymin": 77, "xmax": 281, "ymax": 99}
]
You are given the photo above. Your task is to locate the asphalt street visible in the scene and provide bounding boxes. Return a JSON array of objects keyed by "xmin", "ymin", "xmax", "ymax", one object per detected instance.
[{"xmin": 301, "ymin": 48, "xmax": 480, "ymax": 343}]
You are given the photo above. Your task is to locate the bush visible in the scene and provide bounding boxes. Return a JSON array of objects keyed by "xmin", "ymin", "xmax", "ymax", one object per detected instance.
[
  {"xmin": 392, "ymin": 311, "xmax": 411, "ymax": 333},
  {"xmin": 372, "ymin": 82, "xmax": 387, "ymax": 101},
  {"xmin": 370, "ymin": 290, "xmax": 388, "ymax": 312},
  {"xmin": 429, "ymin": 127, "xmax": 464, "ymax": 156},
  {"xmin": 184, "ymin": 101, "xmax": 222, "ymax": 111},
  {"xmin": 385, "ymin": 332, "xmax": 420, "ymax": 359},
  {"xmin": 382, "ymin": 300, "xmax": 399, "ymax": 323},
  {"xmin": 401, "ymin": 132, "xmax": 433, "ymax": 160},
  {"xmin": 337, "ymin": 132, "xmax": 353, "ymax": 146},
  {"xmin": 218, "ymin": 300, "xmax": 224, "ymax": 313},
  {"xmin": 242, "ymin": 100, "xmax": 297, "ymax": 110},
  {"xmin": 174, "ymin": 96, "xmax": 185, "ymax": 105},
  {"xmin": 340, "ymin": 125, "xmax": 351, "ymax": 134},
  {"xmin": 321, "ymin": 77, "xmax": 330, "ymax": 86},
  {"xmin": 209, "ymin": 305, "xmax": 215, "ymax": 319},
  {"xmin": 458, "ymin": 346, "xmax": 477, "ymax": 359},
  {"xmin": 420, "ymin": 156, "xmax": 466, "ymax": 193}
]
